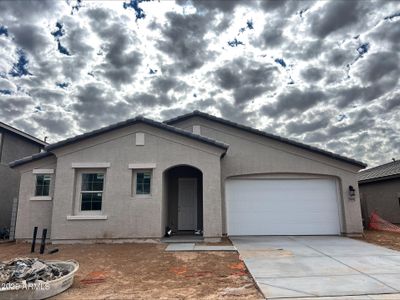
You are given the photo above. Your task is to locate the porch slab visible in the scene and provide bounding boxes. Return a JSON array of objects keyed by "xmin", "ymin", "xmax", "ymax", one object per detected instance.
[
  {"xmin": 165, "ymin": 243, "xmax": 195, "ymax": 251},
  {"xmin": 165, "ymin": 243, "xmax": 236, "ymax": 252},
  {"xmin": 193, "ymin": 245, "xmax": 236, "ymax": 251},
  {"xmin": 161, "ymin": 236, "xmax": 204, "ymax": 243}
]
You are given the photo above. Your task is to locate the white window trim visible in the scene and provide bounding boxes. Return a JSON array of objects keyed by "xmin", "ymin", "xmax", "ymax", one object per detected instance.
[
  {"xmin": 67, "ymin": 215, "xmax": 108, "ymax": 220},
  {"xmin": 34, "ymin": 174, "xmax": 52, "ymax": 197},
  {"xmin": 72, "ymin": 163, "xmax": 110, "ymax": 168},
  {"xmin": 132, "ymin": 169, "xmax": 153, "ymax": 198},
  {"xmin": 78, "ymin": 172, "xmax": 105, "ymax": 215},
  {"xmin": 33, "ymin": 169, "xmax": 54, "ymax": 174},
  {"xmin": 128, "ymin": 163, "xmax": 156, "ymax": 169},
  {"xmin": 30, "ymin": 196, "xmax": 52, "ymax": 201}
]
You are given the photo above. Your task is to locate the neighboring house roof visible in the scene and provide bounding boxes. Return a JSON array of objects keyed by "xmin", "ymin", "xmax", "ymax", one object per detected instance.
[
  {"xmin": 358, "ymin": 160, "xmax": 400, "ymax": 184},
  {"xmin": 0, "ymin": 121, "xmax": 48, "ymax": 146},
  {"xmin": 9, "ymin": 151, "xmax": 53, "ymax": 168},
  {"xmin": 9, "ymin": 116, "xmax": 228, "ymax": 168},
  {"xmin": 164, "ymin": 110, "xmax": 367, "ymax": 168}
]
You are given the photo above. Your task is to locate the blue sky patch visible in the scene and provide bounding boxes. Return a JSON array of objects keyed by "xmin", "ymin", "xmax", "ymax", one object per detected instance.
[
  {"xmin": 56, "ymin": 82, "xmax": 69, "ymax": 89},
  {"xmin": 0, "ymin": 89, "xmax": 12, "ymax": 95},
  {"xmin": 57, "ymin": 41, "xmax": 71, "ymax": 56},
  {"xmin": 275, "ymin": 58, "xmax": 287, "ymax": 68},
  {"xmin": 123, "ymin": 0, "xmax": 151, "ymax": 20},
  {"xmin": 52, "ymin": 22, "xmax": 65, "ymax": 38},
  {"xmin": 246, "ymin": 20, "xmax": 254, "ymax": 30},
  {"xmin": 9, "ymin": 49, "xmax": 32, "ymax": 77},
  {"xmin": 228, "ymin": 38, "xmax": 244, "ymax": 47},
  {"xmin": 337, "ymin": 114, "xmax": 347, "ymax": 122},
  {"xmin": 0, "ymin": 25, "xmax": 8, "ymax": 37},
  {"xmin": 357, "ymin": 43, "xmax": 370, "ymax": 56},
  {"xmin": 71, "ymin": 0, "xmax": 83, "ymax": 15},
  {"xmin": 384, "ymin": 12, "xmax": 400, "ymax": 20}
]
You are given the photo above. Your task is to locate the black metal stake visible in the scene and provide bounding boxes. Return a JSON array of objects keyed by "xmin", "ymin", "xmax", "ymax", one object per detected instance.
[
  {"xmin": 31, "ymin": 226, "xmax": 38, "ymax": 253},
  {"xmin": 39, "ymin": 228, "xmax": 47, "ymax": 254}
]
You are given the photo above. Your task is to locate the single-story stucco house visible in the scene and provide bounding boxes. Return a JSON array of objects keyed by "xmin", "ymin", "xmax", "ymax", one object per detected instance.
[
  {"xmin": 358, "ymin": 160, "xmax": 400, "ymax": 226},
  {"xmin": 10, "ymin": 111, "xmax": 367, "ymax": 243}
]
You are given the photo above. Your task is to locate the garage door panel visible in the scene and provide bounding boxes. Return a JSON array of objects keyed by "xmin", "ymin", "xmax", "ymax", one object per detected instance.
[{"xmin": 226, "ymin": 179, "xmax": 341, "ymax": 235}]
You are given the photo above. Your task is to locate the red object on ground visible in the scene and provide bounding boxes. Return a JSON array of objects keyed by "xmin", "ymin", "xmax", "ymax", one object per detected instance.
[
  {"xmin": 80, "ymin": 271, "xmax": 107, "ymax": 284},
  {"xmin": 369, "ymin": 212, "xmax": 400, "ymax": 233}
]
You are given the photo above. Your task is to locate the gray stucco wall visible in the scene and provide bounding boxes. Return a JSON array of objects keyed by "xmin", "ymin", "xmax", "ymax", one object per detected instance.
[
  {"xmin": 171, "ymin": 116, "xmax": 364, "ymax": 235},
  {"xmin": 0, "ymin": 164, "xmax": 20, "ymax": 228},
  {"xmin": 14, "ymin": 156, "xmax": 56, "ymax": 239},
  {"xmin": 21, "ymin": 123, "xmax": 224, "ymax": 241},
  {"xmin": 0, "ymin": 130, "xmax": 43, "ymax": 229},
  {"xmin": 14, "ymin": 116, "xmax": 365, "ymax": 241},
  {"xmin": 359, "ymin": 178, "xmax": 400, "ymax": 225},
  {"xmin": 0, "ymin": 131, "xmax": 42, "ymax": 164}
]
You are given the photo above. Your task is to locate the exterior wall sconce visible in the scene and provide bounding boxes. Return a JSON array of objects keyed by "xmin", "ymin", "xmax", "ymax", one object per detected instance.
[{"xmin": 349, "ymin": 185, "xmax": 356, "ymax": 200}]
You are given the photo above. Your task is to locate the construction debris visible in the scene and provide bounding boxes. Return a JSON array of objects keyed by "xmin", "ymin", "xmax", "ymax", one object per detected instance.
[{"xmin": 0, "ymin": 258, "xmax": 70, "ymax": 286}]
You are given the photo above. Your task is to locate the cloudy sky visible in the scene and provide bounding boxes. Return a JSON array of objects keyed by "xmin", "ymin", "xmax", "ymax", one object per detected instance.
[{"xmin": 0, "ymin": 0, "xmax": 399, "ymax": 167}]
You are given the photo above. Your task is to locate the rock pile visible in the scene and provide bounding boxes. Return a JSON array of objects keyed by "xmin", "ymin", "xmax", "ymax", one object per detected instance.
[{"xmin": 0, "ymin": 258, "xmax": 70, "ymax": 285}]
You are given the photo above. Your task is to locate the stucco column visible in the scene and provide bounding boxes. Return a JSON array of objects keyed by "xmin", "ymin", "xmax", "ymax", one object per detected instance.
[
  {"xmin": 341, "ymin": 176, "xmax": 363, "ymax": 235},
  {"xmin": 202, "ymin": 160, "xmax": 222, "ymax": 239}
]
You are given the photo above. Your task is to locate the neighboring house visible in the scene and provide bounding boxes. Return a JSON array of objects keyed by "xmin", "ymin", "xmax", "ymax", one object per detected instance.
[
  {"xmin": 0, "ymin": 122, "xmax": 47, "ymax": 232},
  {"xmin": 10, "ymin": 111, "xmax": 367, "ymax": 243},
  {"xmin": 358, "ymin": 160, "xmax": 400, "ymax": 225}
]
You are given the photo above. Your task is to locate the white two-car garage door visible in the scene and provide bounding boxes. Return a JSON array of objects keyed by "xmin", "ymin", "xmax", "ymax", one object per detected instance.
[{"xmin": 226, "ymin": 178, "xmax": 341, "ymax": 235}]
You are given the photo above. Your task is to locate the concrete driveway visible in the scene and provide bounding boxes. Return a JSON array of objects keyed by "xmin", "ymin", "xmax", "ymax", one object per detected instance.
[{"xmin": 231, "ymin": 236, "xmax": 400, "ymax": 299}]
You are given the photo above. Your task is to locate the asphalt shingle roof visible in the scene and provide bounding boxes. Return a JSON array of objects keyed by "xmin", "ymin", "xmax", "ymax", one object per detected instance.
[
  {"xmin": 358, "ymin": 160, "xmax": 400, "ymax": 183},
  {"xmin": 164, "ymin": 110, "xmax": 367, "ymax": 168}
]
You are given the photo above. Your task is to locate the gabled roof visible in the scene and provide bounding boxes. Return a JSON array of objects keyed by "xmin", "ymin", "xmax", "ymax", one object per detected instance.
[
  {"xmin": 164, "ymin": 110, "xmax": 367, "ymax": 168},
  {"xmin": 10, "ymin": 116, "xmax": 228, "ymax": 168},
  {"xmin": 0, "ymin": 121, "xmax": 48, "ymax": 147},
  {"xmin": 45, "ymin": 116, "xmax": 228, "ymax": 151},
  {"xmin": 358, "ymin": 160, "xmax": 400, "ymax": 183}
]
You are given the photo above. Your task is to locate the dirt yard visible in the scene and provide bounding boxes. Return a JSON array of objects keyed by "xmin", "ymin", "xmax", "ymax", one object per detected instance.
[
  {"xmin": 0, "ymin": 241, "xmax": 262, "ymax": 299},
  {"xmin": 355, "ymin": 230, "xmax": 400, "ymax": 251}
]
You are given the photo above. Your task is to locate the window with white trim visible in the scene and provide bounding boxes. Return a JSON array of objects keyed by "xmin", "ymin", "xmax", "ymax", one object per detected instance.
[
  {"xmin": 134, "ymin": 170, "xmax": 152, "ymax": 195},
  {"xmin": 35, "ymin": 174, "xmax": 51, "ymax": 196},
  {"xmin": 80, "ymin": 173, "xmax": 104, "ymax": 211}
]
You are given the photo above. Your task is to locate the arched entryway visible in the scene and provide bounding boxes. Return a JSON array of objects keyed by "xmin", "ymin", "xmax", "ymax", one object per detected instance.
[{"xmin": 163, "ymin": 165, "xmax": 203, "ymax": 235}]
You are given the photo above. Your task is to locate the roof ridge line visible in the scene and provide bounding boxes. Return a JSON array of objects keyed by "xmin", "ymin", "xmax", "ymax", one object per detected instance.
[
  {"xmin": 42, "ymin": 115, "xmax": 228, "ymax": 152},
  {"xmin": 164, "ymin": 110, "xmax": 367, "ymax": 168}
]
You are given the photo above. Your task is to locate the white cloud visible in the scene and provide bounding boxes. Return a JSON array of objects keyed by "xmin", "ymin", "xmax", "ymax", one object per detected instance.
[{"xmin": 0, "ymin": 0, "xmax": 399, "ymax": 166}]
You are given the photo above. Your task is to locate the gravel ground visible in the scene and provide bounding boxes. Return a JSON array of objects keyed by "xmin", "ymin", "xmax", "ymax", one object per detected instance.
[
  {"xmin": 0, "ymin": 241, "xmax": 262, "ymax": 299},
  {"xmin": 354, "ymin": 229, "xmax": 400, "ymax": 251}
]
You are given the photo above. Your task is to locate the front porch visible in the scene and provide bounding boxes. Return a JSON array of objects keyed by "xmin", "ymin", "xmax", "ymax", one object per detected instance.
[{"xmin": 163, "ymin": 165, "xmax": 203, "ymax": 237}]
